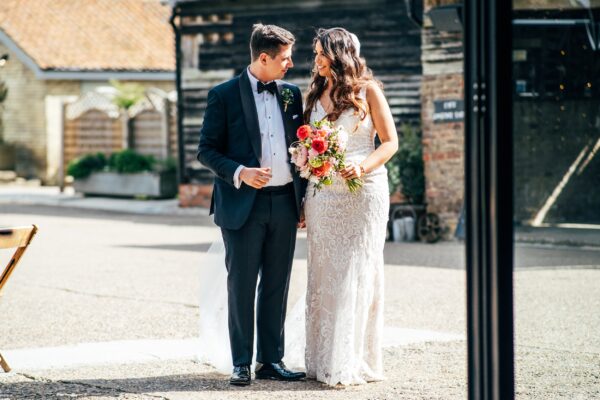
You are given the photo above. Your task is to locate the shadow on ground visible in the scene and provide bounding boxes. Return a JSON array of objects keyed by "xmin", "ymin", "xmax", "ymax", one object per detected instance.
[
  {"xmin": 0, "ymin": 204, "xmax": 214, "ymax": 227},
  {"xmin": 1, "ymin": 372, "xmax": 335, "ymax": 398}
]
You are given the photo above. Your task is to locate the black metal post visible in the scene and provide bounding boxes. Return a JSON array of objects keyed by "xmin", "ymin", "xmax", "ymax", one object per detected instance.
[
  {"xmin": 464, "ymin": 0, "xmax": 514, "ymax": 399},
  {"xmin": 170, "ymin": 7, "xmax": 187, "ymax": 186}
]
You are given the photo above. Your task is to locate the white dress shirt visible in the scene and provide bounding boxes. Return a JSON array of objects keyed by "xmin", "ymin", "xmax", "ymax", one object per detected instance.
[{"xmin": 233, "ymin": 69, "xmax": 293, "ymax": 188}]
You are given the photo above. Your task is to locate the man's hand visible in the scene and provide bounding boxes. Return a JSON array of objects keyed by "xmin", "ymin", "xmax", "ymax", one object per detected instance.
[{"xmin": 240, "ymin": 167, "xmax": 272, "ymax": 189}]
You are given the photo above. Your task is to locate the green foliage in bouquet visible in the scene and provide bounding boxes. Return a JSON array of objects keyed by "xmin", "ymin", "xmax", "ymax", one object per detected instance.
[
  {"xmin": 67, "ymin": 152, "xmax": 107, "ymax": 179},
  {"xmin": 386, "ymin": 123, "xmax": 425, "ymax": 204},
  {"xmin": 108, "ymin": 149, "xmax": 155, "ymax": 174}
]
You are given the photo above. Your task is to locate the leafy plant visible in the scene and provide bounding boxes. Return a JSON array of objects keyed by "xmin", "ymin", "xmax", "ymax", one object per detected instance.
[
  {"xmin": 109, "ymin": 79, "xmax": 145, "ymax": 110},
  {"xmin": 386, "ymin": 123, "xmax": 425, "ymax": 204},
  {"xmin": 67, "ymin": 153, "xmax": 107, "ymax": 179},
  {"xmin": 0, "ymin": 80, "xmax": 7, "ymax": 143},
  {"xmin": 108, "ymin": 149, "xmax": 155, "ymax": 173},
  {"xmin": 67, "ymin": 150, "xmax": 162, "ymax": 179},
  {"xmin": 0, "ymin": 80, "xmax": 7, "ymax": 104},
  {"xmin": 154, "ymin": 156, "xmax": 177, "ymax": 173}
]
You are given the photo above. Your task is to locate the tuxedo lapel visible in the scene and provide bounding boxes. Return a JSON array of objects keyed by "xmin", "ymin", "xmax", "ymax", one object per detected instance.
[
  {"xmin": 239, "ymin": 71, "xmax": 261, "ymax": 160},
  {"xmin": 275, "ymin": 82, "xmax": 293, "ymax": 149}
]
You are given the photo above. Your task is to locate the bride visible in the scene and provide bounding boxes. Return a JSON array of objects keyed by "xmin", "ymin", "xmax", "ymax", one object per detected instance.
[
  {"xmin": 302, "ymin": 27, "xmax": 398, "ymax": 386},
  {"xmin": 197, "ymin": 27, "xmax": 398, "ymax": 387}
]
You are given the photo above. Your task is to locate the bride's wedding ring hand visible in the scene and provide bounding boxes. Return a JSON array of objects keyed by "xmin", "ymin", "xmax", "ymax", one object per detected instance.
[
  {"xmin": 240, "ymin": 167, "xmax": 272, "ymax": 189},
  {"xmin": 340, "ymin": 164, "xmax": 362, "ymax": 180}
]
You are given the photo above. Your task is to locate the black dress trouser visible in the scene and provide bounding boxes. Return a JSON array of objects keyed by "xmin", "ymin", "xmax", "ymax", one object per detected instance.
[{"xmin": 220, "ymin": 186, "xmax": 297, "ymax": 367}]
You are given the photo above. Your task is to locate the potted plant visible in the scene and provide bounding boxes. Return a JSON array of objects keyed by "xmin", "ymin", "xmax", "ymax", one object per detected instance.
[
  {"xmin": 386, "ymin": 123, "xmax": 427, "ymax": 241},
  {"xmin": 68, "ymin": 149, "xmax": 177, "ymax": 198},
  {"xmin": 387, "ymin": 123, "xmax": 425, "ymax": 204}
]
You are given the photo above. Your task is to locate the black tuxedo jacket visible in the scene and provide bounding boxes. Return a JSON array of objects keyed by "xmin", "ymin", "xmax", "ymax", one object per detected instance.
[{"xmin": 197, "ymin": 71, "xmax": 307, "ymax": 230}]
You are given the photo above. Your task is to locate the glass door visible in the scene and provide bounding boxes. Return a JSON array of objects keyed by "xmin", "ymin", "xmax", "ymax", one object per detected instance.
[{"xmin": 512, "ymin": 2, "xmax": 600, "ymax": 399}]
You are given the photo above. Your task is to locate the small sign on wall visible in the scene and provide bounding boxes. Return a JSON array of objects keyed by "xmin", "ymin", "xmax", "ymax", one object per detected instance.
[{"xmin": 433, "ymin": 99, "xmax": 464, "ymax": 123}]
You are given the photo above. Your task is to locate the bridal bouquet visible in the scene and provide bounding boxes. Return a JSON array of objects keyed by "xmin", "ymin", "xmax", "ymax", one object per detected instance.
[{"xmin": 289, "ymin": 120, "xmax": 363, "ymax": 195}]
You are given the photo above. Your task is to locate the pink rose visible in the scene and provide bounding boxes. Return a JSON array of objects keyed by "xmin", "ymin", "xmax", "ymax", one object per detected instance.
[{"xmin": 293, "ymin": 146, "xmax": 308, "ymax": 167}]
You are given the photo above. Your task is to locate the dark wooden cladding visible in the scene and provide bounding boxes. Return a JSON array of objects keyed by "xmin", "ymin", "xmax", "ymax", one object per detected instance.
[
  {"xmin": 174, "ymin": 0, "xmax": 422, "ymax": 183},
  {"xmin": 422, "ymin": 28, "xmax": 462, "ymax": 68},
  {"xmin": 175, "ymin": 0, "xmax": 378, "ymax": 16},
  {"xmin": 196, "ymin": 10, "xmax": 421, "ymax": 77}
]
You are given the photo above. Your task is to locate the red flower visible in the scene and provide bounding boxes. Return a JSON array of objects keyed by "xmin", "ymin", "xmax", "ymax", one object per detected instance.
[
  {"xmin": 311, "ymin": 137, "xmax": 328, "ymax": 154},
  {"xmin": 312, "ymin": 162, "xmax": 332, "ymax": 177},
  {"xmin": 296, "ymin": 125, "xmax": 312, "ymax": 140}
]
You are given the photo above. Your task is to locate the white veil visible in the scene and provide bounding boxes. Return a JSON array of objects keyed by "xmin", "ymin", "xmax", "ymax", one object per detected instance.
[
  {"xmin": 196, "ymin": 237, "xmax": 306, "ymax": 374},
  {"xmin": 196, "ymin": 238, "xmax": 231, "ymax": 373}
]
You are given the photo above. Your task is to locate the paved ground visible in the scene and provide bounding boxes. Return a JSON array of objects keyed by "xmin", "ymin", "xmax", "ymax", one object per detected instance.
[{"xmin": 0, "ymin": 195, "xmax": 599, "ymax": 399}]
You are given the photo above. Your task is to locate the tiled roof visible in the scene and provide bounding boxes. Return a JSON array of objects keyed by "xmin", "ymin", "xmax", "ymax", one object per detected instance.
[{"xmin": 0, "ymin": 0, "xmax": 174, "ymax": 72}]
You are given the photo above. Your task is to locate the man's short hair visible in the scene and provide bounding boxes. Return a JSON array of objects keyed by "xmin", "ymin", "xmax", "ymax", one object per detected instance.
[{"xmin": 250, "ymin": 24, "xmax": 295, "ymax": 61}]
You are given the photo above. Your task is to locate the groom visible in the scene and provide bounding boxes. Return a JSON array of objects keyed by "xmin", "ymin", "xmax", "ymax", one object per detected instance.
[{"xmin": 197, "ymin": 24, "xmax": 306, "ymax": 386}]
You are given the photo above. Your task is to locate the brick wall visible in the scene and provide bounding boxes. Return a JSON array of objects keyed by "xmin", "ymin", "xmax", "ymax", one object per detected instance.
[
  {"xmin": 421, "ymin": 0, "xmax": 465, "ymax": 237},
  {"xmin": 0, "ymin": 43, "xmax": 51, "ymax": 178},
  {"xmin": 421, "ymin": 74, "xmax": 464, "ymax": 233}
]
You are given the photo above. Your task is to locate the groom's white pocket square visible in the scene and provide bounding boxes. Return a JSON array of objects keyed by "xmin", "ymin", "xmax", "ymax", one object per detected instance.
[{"xmin": 293, "ymin": 114, "xmax": 299, "ymax": 120}]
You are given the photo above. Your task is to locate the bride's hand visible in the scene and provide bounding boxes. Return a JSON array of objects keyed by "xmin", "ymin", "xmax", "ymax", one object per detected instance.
[
  {"xmin": 340, "ymin": 163, "xmax": 364, "ymax": 180},
  {"xmin": 297, "ymin": 206, "xmax": 306, "ymax": 229}
]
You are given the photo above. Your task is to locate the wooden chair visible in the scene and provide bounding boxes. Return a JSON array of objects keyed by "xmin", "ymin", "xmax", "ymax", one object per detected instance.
[{"xmin": 0, "ymin": 225, "xmax": 38, "ymax": 373}]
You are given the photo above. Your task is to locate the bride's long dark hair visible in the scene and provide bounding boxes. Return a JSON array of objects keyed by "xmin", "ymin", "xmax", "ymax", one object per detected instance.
[{"xmin": 303, "ymin": 27, "xmax": 382, "ymax": 124}]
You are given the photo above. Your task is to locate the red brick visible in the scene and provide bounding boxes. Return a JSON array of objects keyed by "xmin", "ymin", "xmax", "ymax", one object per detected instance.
[{"xmin": 178, "ymin": 184, "xmax": 213, "ymax": 208}]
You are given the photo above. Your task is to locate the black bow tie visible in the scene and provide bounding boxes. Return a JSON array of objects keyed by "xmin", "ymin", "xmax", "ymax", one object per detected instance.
[{"xmin": 257, "ymin": 81, "xmax": 277, "ymax": 95}]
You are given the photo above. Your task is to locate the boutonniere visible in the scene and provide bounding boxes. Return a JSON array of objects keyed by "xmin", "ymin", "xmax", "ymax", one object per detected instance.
[{"xmin": 281, "ymin": 88, "xmax": 294, "ymax": 112}]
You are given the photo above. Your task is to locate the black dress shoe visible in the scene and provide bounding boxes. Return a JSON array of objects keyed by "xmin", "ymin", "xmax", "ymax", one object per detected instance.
[
  {"xmin": 255, "ymin": 361, "xmax": 306, "ymax": 381},
  {"xmin": 230, "ymin": 365, "xmax": 251, "ymax": 386}
]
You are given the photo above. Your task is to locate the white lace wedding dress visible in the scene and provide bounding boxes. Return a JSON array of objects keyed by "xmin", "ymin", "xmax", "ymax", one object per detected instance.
[{"xmin": 304, "ymin": 91, "xmax": 389, "ymax": 386}]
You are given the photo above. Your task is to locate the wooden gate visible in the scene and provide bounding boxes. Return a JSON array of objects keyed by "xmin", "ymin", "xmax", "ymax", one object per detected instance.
[
  {"xmin": 128, "ymin": 89, "xmax": 172, "ymax": 161},
  {"xmin": 63, "ymin": 92, "xmax": 123, "ymax": 181}
]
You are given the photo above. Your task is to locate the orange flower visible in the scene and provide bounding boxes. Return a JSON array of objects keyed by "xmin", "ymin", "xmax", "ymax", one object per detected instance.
[
  {"xmin": 312, "ymin": 161, "xmax": 332, "ymax": 177},
  {"xmin": 296, "ymin": 125, "xmax": 312, "ymax": 140}
]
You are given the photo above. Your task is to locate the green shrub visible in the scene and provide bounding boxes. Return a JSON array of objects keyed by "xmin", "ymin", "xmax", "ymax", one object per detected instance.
[
  {"xmin": 0, "ymin": 80, "xmax": 7, "ymax": 105},
  {"xmin": 108, "ymin": 149, "xmax": 155, "ymax": 173},
  {"xmin": 67, "ymin": 153, "xmax": 107, "ymax": 179},
  {"xmin": 0, "ymin": 80, "xmax": 8, "ymax": 142},
  {"xmin": 386, "ymin": 123, "xmax": 425, "ymax": 204},
  {"xmin": 67, "ymin": 149, "xmax": 160, "ymax": 178},
  {"xmin": 154, "ymin": 156, "xmax": 177, "ymax": 173}
]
